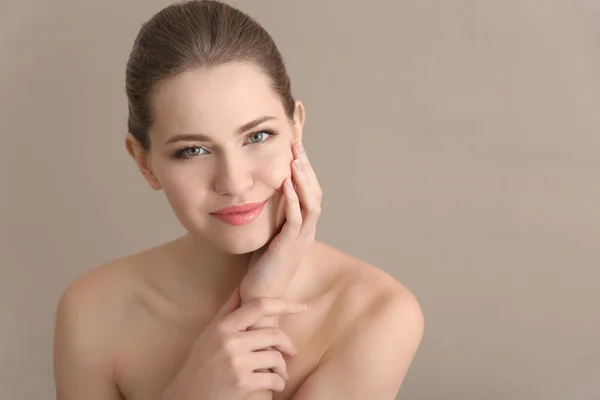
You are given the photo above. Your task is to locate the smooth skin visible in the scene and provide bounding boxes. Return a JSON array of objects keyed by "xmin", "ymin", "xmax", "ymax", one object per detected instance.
[{"xmin": 53, "ymin": 62, "xmax": 424, "ymax": 400}]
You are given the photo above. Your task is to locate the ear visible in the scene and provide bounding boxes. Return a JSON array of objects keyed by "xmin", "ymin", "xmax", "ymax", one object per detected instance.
[
  {"xmin": 125, "ymin": 133, "xmax": 162, "ymax": 191},
  {"xmin": 291, "ymin": 100, "xmax": 306, "ymax": 144}
]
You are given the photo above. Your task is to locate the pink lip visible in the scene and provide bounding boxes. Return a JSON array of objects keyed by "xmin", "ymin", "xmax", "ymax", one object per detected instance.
[{"xmin": 210, "ymin": 201, "xmax": 266, "ymax": 226}]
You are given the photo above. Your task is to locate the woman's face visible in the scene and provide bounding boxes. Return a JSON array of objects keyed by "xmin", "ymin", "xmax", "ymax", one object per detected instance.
[{"xmin": 131, "ymin": 62, "xmax": 304, "ymax": 255}]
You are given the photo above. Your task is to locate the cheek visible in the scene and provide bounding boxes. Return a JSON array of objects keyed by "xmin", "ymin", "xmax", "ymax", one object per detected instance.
[
  {"xmin": 254, "ymin": 144, "xmax": 293, "ymax": 230},
  {"xmin": 155, "ymin": 162, "xmax": 211, "ymax": 208},
  {"xmin": 255, "ymin": 141, "xmax": 293, "ymax": 188}
]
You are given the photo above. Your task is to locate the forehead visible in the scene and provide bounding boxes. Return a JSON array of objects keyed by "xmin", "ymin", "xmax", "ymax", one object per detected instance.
[{"xmin": 151, "ymin": 62, "xmax": 286, "ymax": 138}]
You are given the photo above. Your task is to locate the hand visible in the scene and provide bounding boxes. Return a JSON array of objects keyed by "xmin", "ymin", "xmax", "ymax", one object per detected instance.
[
  {"xmin": 160, "ymin": 285, "xmax": 308, "ymax": 400},
  {"xmin": 240, "ymin": 141, "xmax": 323, "ymax": 303}
]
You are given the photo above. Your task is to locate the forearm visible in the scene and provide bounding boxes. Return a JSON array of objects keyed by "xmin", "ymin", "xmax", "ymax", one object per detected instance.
[{"xmin": 239, "ymin": 259, "xmax": 302, "ymax": 399}]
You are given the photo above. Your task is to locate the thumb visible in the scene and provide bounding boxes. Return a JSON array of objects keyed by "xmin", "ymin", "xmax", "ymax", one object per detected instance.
[{"xmin": 215, "ymin": 284, "xmax": 241, "ymax": 319}]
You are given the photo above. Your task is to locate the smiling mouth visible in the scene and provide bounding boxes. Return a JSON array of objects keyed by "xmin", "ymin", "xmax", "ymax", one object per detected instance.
[
  {"xmin": 210, "ymin": 201, "xmax": 266, "ymax": 226},
  {"xmin": 211, "ymin": 200, "xmax": 267, "ymax": 215}
]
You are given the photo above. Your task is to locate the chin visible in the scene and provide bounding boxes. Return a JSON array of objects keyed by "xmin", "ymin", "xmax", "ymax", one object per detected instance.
[
  {"xmin": 212, "ymin": 230, "xmax": 271, "ymax": 254},
  {"xmin": 208, "ymin": 218, "xmax": 283, "ymax": 255}
]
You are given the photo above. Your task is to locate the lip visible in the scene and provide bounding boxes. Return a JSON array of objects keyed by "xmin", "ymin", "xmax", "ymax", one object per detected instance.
[
  {"xmin": 210, "ymin": 201, "xmax": 266, "ymax": 226},
  {"xmin": 211, "ymin": 201, "xmax": 266, "ymax": 215}
]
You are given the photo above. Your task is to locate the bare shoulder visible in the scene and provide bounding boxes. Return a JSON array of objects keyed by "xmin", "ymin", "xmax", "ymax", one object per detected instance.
[
  {"xmin": 55, "ymin": 238, "xmax": 178, "ymax": 332},
  {"xmin": 55, "ymin": 251, "xmax": 142, "ymax": 358},
  {"xmin": 311, "ymin": 241, "xmax": 424, "ymax": 354},
  {"xmin": 313, "ymin": 241, "xmax": 422, "ymax": 322},
  {"xmin": 339, "ymin": 256, "xmax": 424, "ymax": 345},
  {"xmin": 53, "ymin": 240, "xmax": 177, "ymax": 398},
  {"xmin": 56, "ymin": 255, "xmax": 136, "ymax": 336},
  {"xmin": 290, "ymin": 242, "xmax": 424, "ymax": 399}
]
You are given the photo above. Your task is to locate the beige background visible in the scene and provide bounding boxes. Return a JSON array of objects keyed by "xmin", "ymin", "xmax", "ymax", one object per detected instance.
[{"xmin": 1, "ymin": 1, "xmax": 599, "ymax": 399}]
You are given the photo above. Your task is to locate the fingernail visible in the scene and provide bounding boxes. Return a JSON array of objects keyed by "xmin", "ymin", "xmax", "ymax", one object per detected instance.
[
  {"xmin": 294, "ymin": 159, "xmax": 303, "ymax": 172},
  {"xmin": 296, "ymin": 142, "xmax": 304, "ymax": 154}
]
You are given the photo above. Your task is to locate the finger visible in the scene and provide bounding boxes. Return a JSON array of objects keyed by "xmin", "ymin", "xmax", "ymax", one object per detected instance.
[
  {"xmin": 292, "ymin": 143, "xmax": 323, "ymax": 235},
  {"xmin": 235, "ymin": 328, "xmax": 297, "ymax": 356},
  {"xmin": 273, "ymin": 178, "xmax": 302, "ymax": 244},
  {"xmin": 293, "ymin": 142, "xmax": 323, "ymax": 200},
  {"xmin": 220, "ymin": 298, "xmax": 307, "ymax": 333},
  {"xmin": 247, "ymin": 371, "xmax": 286, "ymax": 393},
  {"xmin": 291, "ymin": 158, "xmax": 320, "ymax": 236},
  {"xmin": 246, "ymin": 350, "xmax": 289, "ymax": 381}
]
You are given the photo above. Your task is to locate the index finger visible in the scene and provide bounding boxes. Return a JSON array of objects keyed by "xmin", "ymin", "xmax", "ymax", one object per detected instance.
[
  {"xmin": 219, "ymin": 298, "xmax": 307, "ymax": 332},
  {"xmin": 293, "ymin": 142, "xmax": 322, "ymax": 197}
]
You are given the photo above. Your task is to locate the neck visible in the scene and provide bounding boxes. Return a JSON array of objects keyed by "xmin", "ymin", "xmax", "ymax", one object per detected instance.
[
  {"xmin": 170, "ymin": 232, "xmax": 313, "ymax": 304},
  {"xmin": 172, "ymin": 233, "xmax": 251, "ymax": 296}
]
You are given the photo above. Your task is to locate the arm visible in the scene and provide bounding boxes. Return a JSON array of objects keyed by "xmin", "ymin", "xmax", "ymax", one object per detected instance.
[
  {"xmin": 291, "ymin": 289, "xmax": 424, "ymax": 400},
  {"xmin": 53, "ymin": 280, "xmax": 123, "ymax": 400}
]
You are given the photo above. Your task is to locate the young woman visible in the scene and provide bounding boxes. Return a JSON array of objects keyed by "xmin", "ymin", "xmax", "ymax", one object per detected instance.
[{"xmin": 53, "ymin": 1, "xmax": 424, "ymax": 399}]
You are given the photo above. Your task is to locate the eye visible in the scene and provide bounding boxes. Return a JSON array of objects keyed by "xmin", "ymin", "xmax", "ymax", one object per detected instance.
[
  {"xmin": 245, "ymin": 130, "xmax": 276, "ymax": 144},
  {"xmin": 174, "ymin": 145, "xmax": 207, "ymax": 159}
]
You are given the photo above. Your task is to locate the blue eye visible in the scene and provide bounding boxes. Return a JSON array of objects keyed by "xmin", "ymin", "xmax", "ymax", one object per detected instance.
[
  {"xmin": 246, "ymin": 130, "xmax": 276, "ymax": 144},
  {"xmin": 174, "ymin": 145, "xmax": 207, "ymax": 159}
]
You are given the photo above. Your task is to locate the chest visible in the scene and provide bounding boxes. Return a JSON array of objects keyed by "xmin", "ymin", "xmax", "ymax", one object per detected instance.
[{"xmin": 115, "ymin": 306, "xmax": 334, "ymax": 400}]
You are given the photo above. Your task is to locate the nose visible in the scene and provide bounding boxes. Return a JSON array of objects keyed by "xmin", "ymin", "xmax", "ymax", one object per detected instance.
[{"xmin": 213, "ymin": 152, "xmax": 254, "ymax": 196}]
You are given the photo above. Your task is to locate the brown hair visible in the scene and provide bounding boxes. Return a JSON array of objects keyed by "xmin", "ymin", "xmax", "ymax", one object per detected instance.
[{"xmin": 125, "ymin": 0, "xmax": 295, "ymax": 150}]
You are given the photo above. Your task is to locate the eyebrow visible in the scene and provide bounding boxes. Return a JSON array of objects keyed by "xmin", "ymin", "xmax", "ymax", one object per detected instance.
[{"xmin": 164, "ymin": 115, "xmax": 277, "ymax": 144}]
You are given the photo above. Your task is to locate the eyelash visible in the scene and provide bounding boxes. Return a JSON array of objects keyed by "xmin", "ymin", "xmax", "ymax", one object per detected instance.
[{"xmin": 173, "ymin": 128, "xmax": 279, "ymax": 159}]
